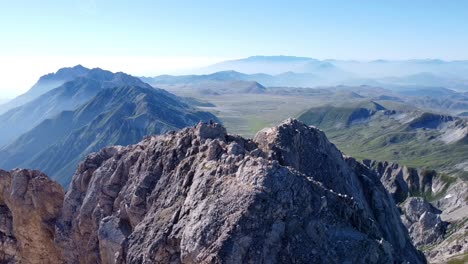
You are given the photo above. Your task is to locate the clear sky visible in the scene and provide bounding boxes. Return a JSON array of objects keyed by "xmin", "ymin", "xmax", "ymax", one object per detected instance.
[{"xmin": 1, "ymin": 0, "xmax": 468, "ymax": 97}]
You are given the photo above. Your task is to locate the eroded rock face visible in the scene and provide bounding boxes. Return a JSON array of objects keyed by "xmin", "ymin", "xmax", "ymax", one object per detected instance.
[
  {"xmin": 0, "ymin": 203, "xmax": 17, "ymax": 263},
  {"xmin": 363, "ymin": 159, "xmax": 468, "ymax": 263},
  {"xmin": 400, "ymin": 197, "xmax": 448, "ymax": 247},
  {"xmin": 363, "ymin": 160, "xmax": 433, "ymax": 204},
  {"xmin": 0, "ymin": 169, "xmax": 64, "ymax": 264},
  {"xmin": 55, "ymin": 119, "xmax": 424, "ymax": 263},
  {"xmin": 1, "ymin": 120, "xmax": 425, "ymax": 263}
]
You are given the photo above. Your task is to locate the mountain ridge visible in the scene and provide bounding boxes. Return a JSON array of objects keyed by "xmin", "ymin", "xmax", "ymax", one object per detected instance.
[
  {"xmin": 0, "ymin": 85, "xmax": 217, "ymax": 186},
  {"xmin": 0, "ymin": 119, "xmax": 425, "ymax": 263},
  {"xmin": 0, "ymin": 65, "xmax": 90, "ymax": 114},
  {"xmin": 194, "ymin": 56, "xmax": 468, "ymax": 90},
  {"xmin": 0, "ymin": 68, "xmax": 150, "ymax": 147}
]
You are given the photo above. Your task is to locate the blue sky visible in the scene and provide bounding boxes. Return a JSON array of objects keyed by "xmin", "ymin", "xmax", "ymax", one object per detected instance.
[{"xmin": 1, "ymin": 0, "xmax": 468, "ymax": 96}]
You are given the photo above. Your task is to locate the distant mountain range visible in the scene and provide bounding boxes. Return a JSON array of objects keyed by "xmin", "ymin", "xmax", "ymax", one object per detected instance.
[
  {"xmin": 0, "ymin": 66, "xmax": 217, "ymax": 186},
  {"xmin": 203, "ymin": 55, "xmax": 468, "ymax": 77},
  {"xmin": 143, "ymin": 70, "xmax": 345, "ymax": 91},
  {"xmin": 190, "ymin": 56, "xmax": 468, "ymax": 90},
  {"xmin": 142, "ymin": 70, "xmax": 468, "ymax": 116},
  {"xmin": 142, "ymin": 71, "xmax": 268, "ymax": 95},
  {"xmin": 200, "ymin": 56, "xmax": 340, "ymax": 75}
]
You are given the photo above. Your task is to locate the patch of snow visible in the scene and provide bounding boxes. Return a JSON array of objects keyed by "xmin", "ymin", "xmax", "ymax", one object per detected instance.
[{"xmin": 443, "ymin": 194, "xmax": 453, "ymax": 200}]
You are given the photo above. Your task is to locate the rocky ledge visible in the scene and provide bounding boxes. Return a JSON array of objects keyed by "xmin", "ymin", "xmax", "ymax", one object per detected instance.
[{"xmin": 1, "ymin": 119, "xmax": 425, "ymax": 263}]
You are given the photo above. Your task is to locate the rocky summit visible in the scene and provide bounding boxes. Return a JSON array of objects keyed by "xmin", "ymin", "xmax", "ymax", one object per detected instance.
[{"xmin": 0, "ymin": 119, "xmax": 425, "ymax": 263}]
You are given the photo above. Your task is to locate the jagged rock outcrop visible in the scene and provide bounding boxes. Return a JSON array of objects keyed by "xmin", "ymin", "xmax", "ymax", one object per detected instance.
[
  {"xmin": 363, "ymin": 160, "xmax": 468, "ymax": 263},
  {"xmin": 400, "ymin": 197, "xmax": 448, "ymax": 246},
  {"xmin": 0, "ymin": 169, "xmax": 65, "ymax": 264},
  {"xmin": 1, "ymin": 119, "xmax": 425, "ymax": 263},
  {"xmin": 362, "ymin": 160, "xmax": 435, "ymax": 204},
  {"xmin": 54, "ymin": 119, "xmax": 423, "ymax": 263}
]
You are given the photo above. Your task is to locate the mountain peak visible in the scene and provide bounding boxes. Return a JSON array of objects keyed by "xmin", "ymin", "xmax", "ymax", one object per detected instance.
[
  {"xmin": 72, "ymin": 64, "xmax": 87, "ymax": 69},
  {"xmin": 0, "ymin": 65, "xmax": 93, "ymax": 114},
  {"xmin": 44, "ymin": 65, "xmax": 90, "ymax": 81},
  {"xmin": 1, "ymin": 119, "xmax": 424, "ymax": 263}
]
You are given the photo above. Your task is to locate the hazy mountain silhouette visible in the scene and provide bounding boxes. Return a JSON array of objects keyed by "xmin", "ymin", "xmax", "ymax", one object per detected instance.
[
  {"xmin": 0, "ymin": 85, "xmax": 217, "ymax": 186},
  {"xmin": 0, "ymin": 65, "xmax": 90, "ymax": 114},
  {"xmin": 0, "ymin": 67, "xmax": 148, "ymax": 146}
]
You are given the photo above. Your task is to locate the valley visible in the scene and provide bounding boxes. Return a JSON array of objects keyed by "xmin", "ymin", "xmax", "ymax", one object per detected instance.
[{"xmin": 160, "ymin": 84, "xmax": 468, "ymax": 178}]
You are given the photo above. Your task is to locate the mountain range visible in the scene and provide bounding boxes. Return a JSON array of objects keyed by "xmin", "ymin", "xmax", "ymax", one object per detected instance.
[
  {"xmin": 191, "ymin": 56, "xmax": 468, "ymax": 91},
  {"xmin": 200, "ymin": 56, "xmax": 340, "ymax": 75},
  {"xmin": 0, "ymin": 61, "xmax": 467, "ymax": 263},
  {"xmin": 0, "ymin": 66, "xmax": 217, "ymax": 186},
  {"xmin": 143, "ymin": 69, "xmax": 342, "ymax": 89},
  {"xmin": 144, "ymin": 69, "xmax": 468, "ymax": 116}
]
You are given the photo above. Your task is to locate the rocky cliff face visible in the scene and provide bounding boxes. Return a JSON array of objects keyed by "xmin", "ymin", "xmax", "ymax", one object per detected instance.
[
  {"xmin": 364, "ymin": 160, "xmax": 468, "ymax": 263},
  {"xmin": 0, "ymin": 119, "xmax": 425, "ymax": 263},
  {"xmin": 0, "ymin": 169, "xmax": 64, "ymax": 264},
  {"xmin": 362, "ymin": 160, "xmax": 434, "ymax": 204},
  {"xmin": 400, "ymin": 197, "xmax": 448, "ymax": 247}
]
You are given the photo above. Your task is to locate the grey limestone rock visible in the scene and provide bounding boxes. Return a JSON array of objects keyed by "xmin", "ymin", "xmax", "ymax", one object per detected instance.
[
  {"xmin": 55, "ymin": 119, "xmax": 424, "ymax": 263},
  {"xmin": 1, "ymin": 120, "xmax": 425, "ymax": 263}
]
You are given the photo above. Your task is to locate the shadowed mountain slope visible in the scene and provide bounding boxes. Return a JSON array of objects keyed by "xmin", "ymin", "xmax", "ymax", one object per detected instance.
[
  {"xmin": 0, "ymin": 85, "xmax": 217, "ymax": 186},
  {"xmin": 0, "ymin": 68, "xmax": 149, "ymax": 147}
]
